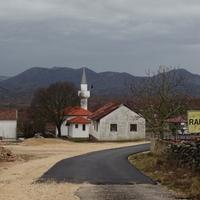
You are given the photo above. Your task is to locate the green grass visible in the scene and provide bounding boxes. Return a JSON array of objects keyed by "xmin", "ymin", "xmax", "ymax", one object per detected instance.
[{"xmin": 129, "ymin": 152, "xmax": 200, "ymax": 200}]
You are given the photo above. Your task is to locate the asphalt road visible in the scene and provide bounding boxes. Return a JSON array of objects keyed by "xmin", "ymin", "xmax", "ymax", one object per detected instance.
[{"xmin": 39, "ymin": 143, "xmax": 154, "ymax": 184}]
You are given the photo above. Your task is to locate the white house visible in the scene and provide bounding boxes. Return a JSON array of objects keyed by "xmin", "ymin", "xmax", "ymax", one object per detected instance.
[
  {"xmin": 60, "ymin": 106, "xmax": 92, "ymax": 139},
  {"xmin": 89, "ymin": 102, "xmax": 146, "ymax": 141},
  {"xmin": 67, "ymin": 116, "xmax": 91, "ymax": 138},
  {"xmin": 0, "ymin": 109, "xmax": 18, "ymax": 140}
]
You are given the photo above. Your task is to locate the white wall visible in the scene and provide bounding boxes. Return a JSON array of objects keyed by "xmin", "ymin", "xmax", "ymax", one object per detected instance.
[
  {"xmin": 90, "ymin": 105, "xmax": 145, "ymax": 141},
  {"xmin": 69, "ymin": 124, "xmax": 89, "ymax": 138},
  {"xmin": 60, "ymin": 117, "xmax": 90, "ymax": 139},
  {"xmin": 60, "ymin": 123, "xmax": 69, "ymax": 136},
  {"xmin": 60, "ymin": 117, "xmax": 73, "ymax": 136},
  {"xmin": 0, "ymin": 120, "xmax": 17, "ymax": 139}
]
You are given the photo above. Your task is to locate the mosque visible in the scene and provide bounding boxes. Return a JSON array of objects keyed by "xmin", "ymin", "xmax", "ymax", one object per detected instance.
[{"xmin": 60, "ymin": 68, "xmax": 146, "ymax": 141}]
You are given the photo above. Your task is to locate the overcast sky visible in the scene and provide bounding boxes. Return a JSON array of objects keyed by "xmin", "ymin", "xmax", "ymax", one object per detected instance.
[{"xmin": 0, "ymin": 0, "xmax": 200, "ymax": 76}]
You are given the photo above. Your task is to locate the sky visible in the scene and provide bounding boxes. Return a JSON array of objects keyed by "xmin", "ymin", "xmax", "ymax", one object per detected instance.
[{"xmin": 0, "ymin": 0, "xmax": 200, "ymax": 76}]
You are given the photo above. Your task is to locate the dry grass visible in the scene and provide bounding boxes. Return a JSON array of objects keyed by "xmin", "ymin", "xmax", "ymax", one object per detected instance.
[
  {"xmin": 21, "ymin": 138, "xmax": 70, "ymax": 146},
  {"xmin": 0, "ymin": 138, "xmax": 146, "ymax": 200},
  {"xmin": 129, "ymin": 152, "xmax": 200, "ymax": 200}
]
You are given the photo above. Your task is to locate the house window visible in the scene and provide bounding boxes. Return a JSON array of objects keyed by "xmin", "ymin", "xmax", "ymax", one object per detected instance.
[
  {"xmin": 130, "ymin": 124, "xmax": 137, "ymax": 132},
  {"xmin": 110, "ymin": 124, "xmax": 117, "ymax": 132},
  {"xmin": 75, "ymin": 124, "xmax": 78, "ymax": 128},
  {"xmin": 66, "ymin": 122, "xmax": 70, "ymax": 126},
  {"xmin": 82, "ymin": 124, "xmax": 86, "ymax": 131}
]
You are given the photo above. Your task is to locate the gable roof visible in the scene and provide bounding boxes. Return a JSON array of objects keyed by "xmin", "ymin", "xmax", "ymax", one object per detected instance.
[
  {"xmin": 64, "ymin": 106, "xmax": 92, "ymax": 116},
  {"xmin": 67, "ymin": 116, "xmax": 91, "ymax": 124},
  {"xmin": 0, "ymin": 109, "xmax": 17, "ymax": 120},
  {"xmin": 165, "ymin": 116, "xmax": 187, "ymax": 123},
  {"xmin": 90, "ymin": 102, "xmax": 123, "ymax": 121}
]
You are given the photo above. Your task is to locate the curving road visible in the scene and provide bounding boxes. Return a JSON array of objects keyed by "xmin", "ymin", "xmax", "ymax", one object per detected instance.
[{"xmin": 39, "ymin": 143, "xmax": 154, "ymax": 184}]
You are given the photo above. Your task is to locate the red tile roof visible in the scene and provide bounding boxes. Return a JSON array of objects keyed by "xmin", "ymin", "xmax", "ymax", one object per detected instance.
[
  {"xmin": 0, "ymin": 109, "xmax": 17, "ymax": 120},
  {"xmin": 67, "ymin": 117, "xmax": 91, "ymax": 124},
  {"xmin": 166, "ymin": 116, "xmax": 187, "ymax": 123},
  {"xmin": 90, "ymin": 102, "xmax": 121, "ymax": 121},
  {"xmin": 64, "ymin": 106, "xmax": 92, "ymax": 116}
]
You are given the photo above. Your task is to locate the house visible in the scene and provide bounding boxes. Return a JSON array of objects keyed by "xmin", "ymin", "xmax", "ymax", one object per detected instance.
[
  {"xmin": 89, "ymin": 102, "xmax": 146, "ymax": 141},
  {"xmin": 60, "ymin": 107, "xmax": 92, "ymax": 139},
  {"xmin": 165, "ymin": 115, "xmax": 188, "ymax": 134},
  {"xmin": 60, "ymin": 68, "xmax": 146, "ymax": 141},
  {"xmin": 165, "ymin": 115, "xmax": 187, "ymax": 124},
  {"xmin": 0, "ymin": 109, "xmax": 18, "ymax": 140}
]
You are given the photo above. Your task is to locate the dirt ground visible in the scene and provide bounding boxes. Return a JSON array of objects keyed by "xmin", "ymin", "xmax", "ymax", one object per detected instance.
[
  {"xmin": 76, "ymin": 184, "xmax": 178, "ymax": 200},
  {"xmin": 0, "ymin": 138, "xmax": 146, "ymax": 200}
]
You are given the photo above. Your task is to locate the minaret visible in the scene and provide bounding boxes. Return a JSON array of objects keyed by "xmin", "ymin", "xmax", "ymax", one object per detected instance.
[{"xmin": 78, "ymin": 68, "xmax": 90, "ymax": 110}]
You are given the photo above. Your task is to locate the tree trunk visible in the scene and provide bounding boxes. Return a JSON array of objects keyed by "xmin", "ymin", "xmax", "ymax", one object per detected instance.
[
  {"xmin": 159, "ymin": 122, "xmax": 164, "ymax": 140},
  {"xmin": 159, "ymin": 130, "xmax": 164, "ymax": 140},
  {"xmin": 57, "ymin": 125, "xmax": 61, "ymax": 138}
]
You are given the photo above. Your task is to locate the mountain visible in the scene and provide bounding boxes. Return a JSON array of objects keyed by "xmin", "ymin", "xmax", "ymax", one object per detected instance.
[
  {"xmin": 0, "ymin": 67, "xmax": 145, "ymax": 97},
  {"xmin": 169, "ymin": 69, "xmax": 200, "ymax": 95},
  {"xmin": 0, "ymin": 76, "xmax": 9, "ymax": 82},
  {"xmin": 0, "ymin": 67, "xmax": 199, "ymax": 105}
]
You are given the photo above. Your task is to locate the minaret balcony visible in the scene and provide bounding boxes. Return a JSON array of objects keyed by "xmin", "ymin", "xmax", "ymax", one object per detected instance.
[{"xmin": 78, "ymin": 91, "xmax": 90, "ymax": 98}]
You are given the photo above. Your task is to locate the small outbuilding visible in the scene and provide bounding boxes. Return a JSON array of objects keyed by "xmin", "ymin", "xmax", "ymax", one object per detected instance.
[{"xmin": 0, "ymin": 109, "xmax": 18, "ymax": 140}]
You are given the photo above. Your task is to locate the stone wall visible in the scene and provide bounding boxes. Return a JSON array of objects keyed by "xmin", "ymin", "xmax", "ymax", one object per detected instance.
[
  {"xmin": 151, "ymin": 139, "xmax": 200, "ymax": 171},
  {"xmin": 166, "ymin": 141, "xmax": 200, "ymax": 170}
]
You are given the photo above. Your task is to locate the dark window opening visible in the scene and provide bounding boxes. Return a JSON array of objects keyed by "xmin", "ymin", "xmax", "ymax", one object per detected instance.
[
  {"xmin": 110, "ymin": 124, "xmax": 117, "ymax": 132},
  {"xmin": 75, "ymin": 124, "xmax": 78, "ymax": 128},
  {"xmin": 82, "ymin": 124, "xmax": 86, "ymax": 131},
  {"xmin": 66, "ymin": 122, "xmax": 70, "ymax": 126},
  {"xmin": 130, "ymin": 124, "xmax": 137, "ymax": 132}
]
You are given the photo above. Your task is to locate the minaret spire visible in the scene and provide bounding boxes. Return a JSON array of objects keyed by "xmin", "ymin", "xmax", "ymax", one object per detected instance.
[
  {"xmin": 78, "ymin": 68, "xmax": 90, "ymax": 110},
  {"xmin": 81, "ymin": 67, "xmax": 87, "ymax": 84}
]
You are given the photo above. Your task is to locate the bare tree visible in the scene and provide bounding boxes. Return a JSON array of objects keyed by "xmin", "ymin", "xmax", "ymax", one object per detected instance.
[
  {"xmin": 128, "ymin": 66, "xmax": 189, "ymax": 139},
  {"xmin": 31, "ymin": 82, "xmax": 79, "ymax": 137}
]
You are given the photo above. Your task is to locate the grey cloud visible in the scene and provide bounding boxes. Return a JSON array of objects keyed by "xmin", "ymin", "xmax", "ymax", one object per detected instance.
[{"xmin": 0, "ymin": 0, "xmax": 200, "ymax": 76}]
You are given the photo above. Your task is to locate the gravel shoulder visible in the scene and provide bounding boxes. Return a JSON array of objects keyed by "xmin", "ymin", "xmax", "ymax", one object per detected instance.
[{"xmin": 76, "ymin": 184, "xmax": 179, "ymax": 200}]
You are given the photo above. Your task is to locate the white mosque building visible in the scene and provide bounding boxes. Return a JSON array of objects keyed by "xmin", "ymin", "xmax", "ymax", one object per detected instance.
[{"xmin": 60, "ymin": 68, "xmax": 146, "ymax": 141}]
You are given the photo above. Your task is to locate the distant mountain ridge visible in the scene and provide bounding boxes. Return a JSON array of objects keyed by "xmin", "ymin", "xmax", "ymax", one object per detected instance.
[
  {"xmin": 0, "ymin": 67, "xmax": 199, "ymax": 105},
  {"xmin": 0, "ymin": 76, "xmax": 9, "ymax": 82}
]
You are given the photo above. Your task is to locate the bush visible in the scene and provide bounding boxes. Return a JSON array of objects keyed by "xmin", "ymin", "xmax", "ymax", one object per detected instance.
[{"xmin": 190, "ymin": 177, "xmax": 200, "ymax": 199}]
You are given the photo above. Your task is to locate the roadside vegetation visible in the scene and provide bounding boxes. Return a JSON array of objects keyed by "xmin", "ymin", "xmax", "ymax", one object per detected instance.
[
  {"xmin": 129, "ymin": 142, "xmax": 200, "ymax": 200},
  {"xmin": 127, "ymin": 66, "xmax": 189, "ymax": 139},
  {"xmin": 128, "ymin": 66, "xmax": 200, "ymax": 199}
]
